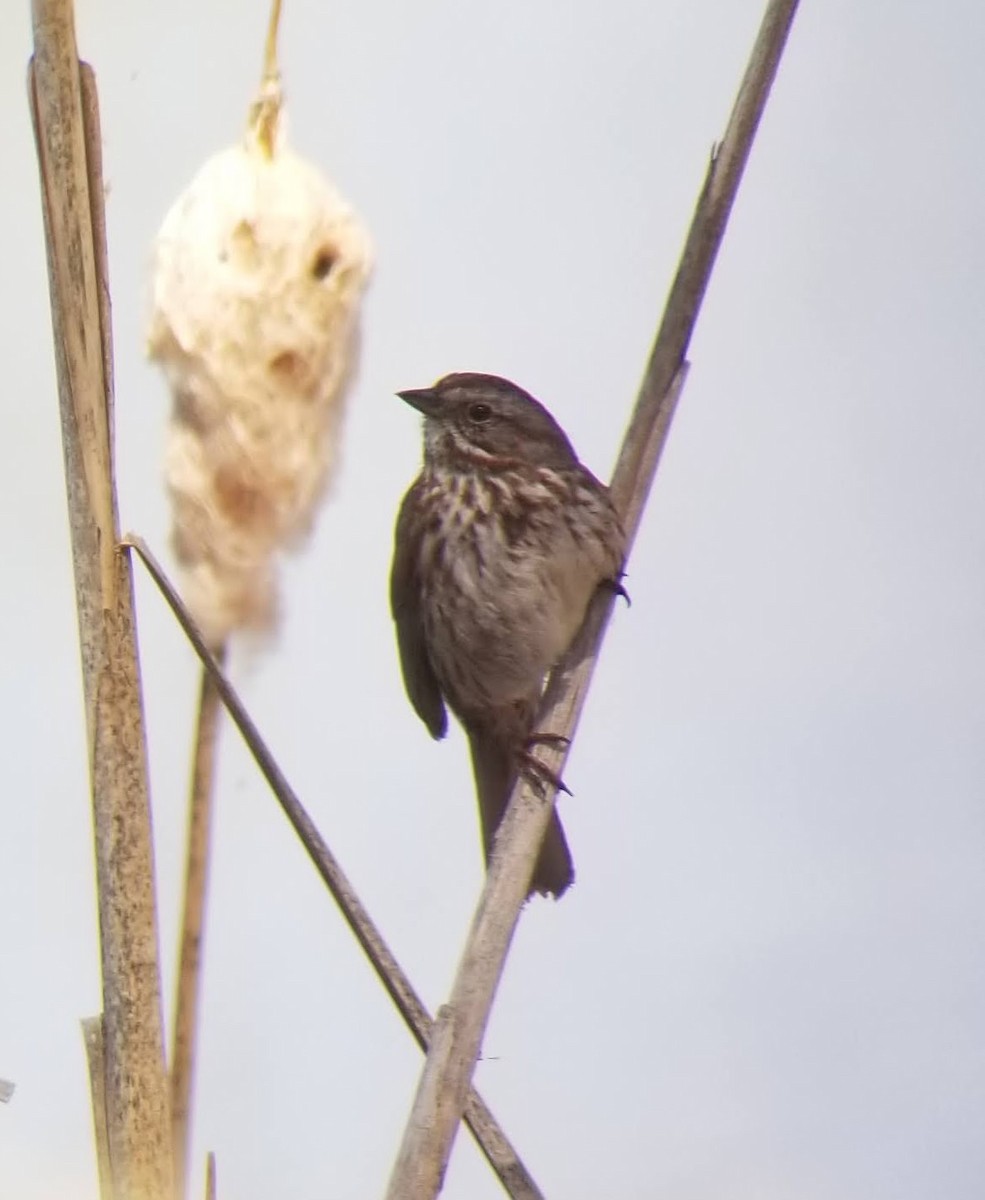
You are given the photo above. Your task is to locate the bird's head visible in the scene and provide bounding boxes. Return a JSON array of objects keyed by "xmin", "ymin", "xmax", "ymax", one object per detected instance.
[{"xmin": 397, "ymin": 373, "xmax": 578, "ymax": 472}]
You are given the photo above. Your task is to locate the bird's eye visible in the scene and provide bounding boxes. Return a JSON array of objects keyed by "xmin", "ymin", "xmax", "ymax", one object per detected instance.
[{"xmin": 468, "ymin": 402, "xmax": 493, "ymax": 424}]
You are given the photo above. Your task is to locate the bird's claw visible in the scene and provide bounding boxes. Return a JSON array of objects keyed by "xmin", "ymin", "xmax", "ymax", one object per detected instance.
[
  {"xmin": 525, "ymin": 732, "xmax": 571, "ymax": 751},
  {"xmin": 518, "ymin": 736, "xmax": 573, "ymax": 797},
  {"xmin": 602, "ymin": 576, "xmax": 631, "ymax": 607}
]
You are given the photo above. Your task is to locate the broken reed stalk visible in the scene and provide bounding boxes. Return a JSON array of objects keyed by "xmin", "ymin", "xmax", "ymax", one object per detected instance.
[
  {"xmin": 29, "ymin": 2, "xmax": 174, "ymax": 1198},
  {"xmin": 383, "ymin": 2, "xmax": 802, "ymax": 1196},
  {"xmin": 124, "ymin": 538, "xmax": 544, "ymax": 1200},
  {"xmin": 81, "ymin": 1016, "xmax": 113, "ymax": 1200},
  {"xmin": 170, "ymin": 654, "xmax": 226, "ymax": 1200}
]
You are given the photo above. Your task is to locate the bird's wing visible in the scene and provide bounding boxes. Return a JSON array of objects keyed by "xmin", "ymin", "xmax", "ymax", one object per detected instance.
[{"xmin": 390, "ymin": 480, "xmax": 448, "ymax": 740}]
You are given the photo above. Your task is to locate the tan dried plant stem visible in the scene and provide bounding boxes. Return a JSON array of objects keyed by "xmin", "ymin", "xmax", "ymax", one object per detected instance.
[
  {"xmin": 204, "ymin": 1152, "xmax": 217, "ymax": 1200},
  {"xmin": 168, "ymin": 3, "xmax": 292, "ymax": 1192},
  {"xmin": 170, "ymin": 654, "xmax": 225, "ymax": 1200},
  {"xmin": 29, "ymin": 3, "xmax": 173, "ymax": 1198},
  {"xmin": 81, "ymin": 1017, "xmax": 113, "ymax": 1200},
  {"xmin": 383, "ymin": 2, "xmax": 803, "ymax": 1197},
  {"xmin": 123, "ymin": 537, "xmax": 545, "ymax": 1200},
  {"xmin": 253, "ymin": 0, "xmax": 284, "ymax": 155}
]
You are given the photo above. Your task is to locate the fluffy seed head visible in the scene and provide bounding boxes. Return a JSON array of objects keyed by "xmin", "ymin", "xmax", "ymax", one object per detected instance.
[{"xmin": 147, "ymin": 122, "xmax": 372, "ymax": 646}]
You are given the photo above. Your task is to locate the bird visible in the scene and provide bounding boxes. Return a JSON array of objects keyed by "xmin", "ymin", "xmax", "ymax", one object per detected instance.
[{"xmin": 390, "ymin": 372, "xmax": 626, "ymax": 898}]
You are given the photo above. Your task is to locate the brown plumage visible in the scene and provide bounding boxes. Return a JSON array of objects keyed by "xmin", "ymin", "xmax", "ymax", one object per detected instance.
[{"xmin": 390, "ymin": 373, "xmax": 625, "ymax": 898}]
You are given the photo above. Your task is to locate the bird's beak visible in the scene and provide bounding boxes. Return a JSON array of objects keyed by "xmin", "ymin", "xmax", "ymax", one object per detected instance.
[{"xmin": 397, "ymin": 387, "xmax": 441, "ymax": 417}]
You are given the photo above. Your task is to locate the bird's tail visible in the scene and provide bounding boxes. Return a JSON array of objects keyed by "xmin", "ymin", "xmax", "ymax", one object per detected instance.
[{"xmin": 468, "ymin": 731, "xmax": 574, "ymax": 899}]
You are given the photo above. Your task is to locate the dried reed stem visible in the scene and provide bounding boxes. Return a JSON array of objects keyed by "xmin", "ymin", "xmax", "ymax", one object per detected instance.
[
  {"xmin": 204, "ymin": 1152, "xmax": 217, "ymax": 1200},
  {"xmin": 82, "ymin": 1016, "xmax": 114, "ymax": 1200},
  {"xmin": 123, "ymin": 537, "xmax": 544, "ymax": 1199},
  {"xmin": 28, "ymin": 2, "xmax": 173, "ymax": 1196},
  {"xmin": 170, "ymin": 655, "xmax": 226, "ymax": 1200},
  {"xmin": 254, "ymin": 0, "xmax": 284, "ymax": 157},
  {"xmin": 263, "ymin": 0, "xmax": 283, "ymax": 81},
  {"xmin": 383, "ymin": 3, "xmax": 802, "ymax": 1196}
]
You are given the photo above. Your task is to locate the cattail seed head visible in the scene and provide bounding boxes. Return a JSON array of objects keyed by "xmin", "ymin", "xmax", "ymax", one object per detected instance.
[{"xmin": 147, "ymin": 116, "xmax": 372, "ymax": 646}]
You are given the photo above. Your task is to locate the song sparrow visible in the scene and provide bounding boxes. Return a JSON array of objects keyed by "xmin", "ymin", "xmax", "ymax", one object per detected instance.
[{"xmin": 390, "ymin": 372, "xmax": 626, "ymax": 898}]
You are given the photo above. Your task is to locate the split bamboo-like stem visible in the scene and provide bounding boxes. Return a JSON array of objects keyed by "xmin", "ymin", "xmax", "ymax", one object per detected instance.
[
  {"xmin": 383, "ymin": 2, "xmax": 802, "ymax": 1197},
  {"xmin": 29, "ymin": 2, "xmax": 173, "ymax": 1196},
  {"xmin": 124, "ymin": 538, "xmax": 544, "ymax": 1200},
  {"xmin": 81, "ymin": 1016, "xmax": 114, "ymax": 1200}
]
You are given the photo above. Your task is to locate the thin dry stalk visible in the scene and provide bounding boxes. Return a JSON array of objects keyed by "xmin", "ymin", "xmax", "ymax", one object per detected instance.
[
  {"xmin": 253, "ymin": 0, "xmax": 283, "ymax": 154},
  {"xmin": 204, "ymin": 1152, "xmax": 216, "ymax": 1200},
  {"xmin": 29, "ymin": 2, "xmax": 173, "ymax": 1197},
  {"xmin": 170, "ymin": 655, "xmax": 226, "ymax": 1200},
  {"xmin": 383, "ymin": 2, "xmax": 802, "ymax": 1196},
  {"xmin": 81, "ymin": 1017, "xmax": 114, "ymax": 1200},
  {"xmin": 167, "ymin": 7, "xmax": 291, "ymax": 1194},
  {"xmin": 124, "ymin": 538, "xmax": 544, "ymax": 1200}
]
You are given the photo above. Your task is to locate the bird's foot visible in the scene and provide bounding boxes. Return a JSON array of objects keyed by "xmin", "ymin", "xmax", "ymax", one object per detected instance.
[
  {"xmin": 601, "ymin": 575, "xmax": 631, "ymax": 607},
  {"xmin": 525, "ymin": 731, "xmax": 570, "ymax": 751},
  {"xmin": 518, "ymin": 733, "xmax": 573, "ymax": 796}
]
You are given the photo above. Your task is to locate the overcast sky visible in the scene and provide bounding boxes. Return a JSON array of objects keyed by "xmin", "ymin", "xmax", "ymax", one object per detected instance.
[{"xmin": 3, "ymin": 1, "xmax": 984, "ymax": 1197}]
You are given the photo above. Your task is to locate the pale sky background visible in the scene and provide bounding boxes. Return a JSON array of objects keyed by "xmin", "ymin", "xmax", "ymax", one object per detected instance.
[{"xmin": 3, "ymin": 1, "xmax": 984, "ymax": 1197}]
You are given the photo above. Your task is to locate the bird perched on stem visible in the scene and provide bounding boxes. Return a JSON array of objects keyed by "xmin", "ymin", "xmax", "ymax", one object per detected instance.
[{"xmin": 390, "ymin": 373, "xmax": 626, "ymax": 899}]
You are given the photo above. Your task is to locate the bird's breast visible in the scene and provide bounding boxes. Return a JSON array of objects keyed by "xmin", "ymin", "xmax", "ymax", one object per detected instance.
[{"xmin": 415, "ymin": 468, "xmax": 616, "ymax": 709}]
